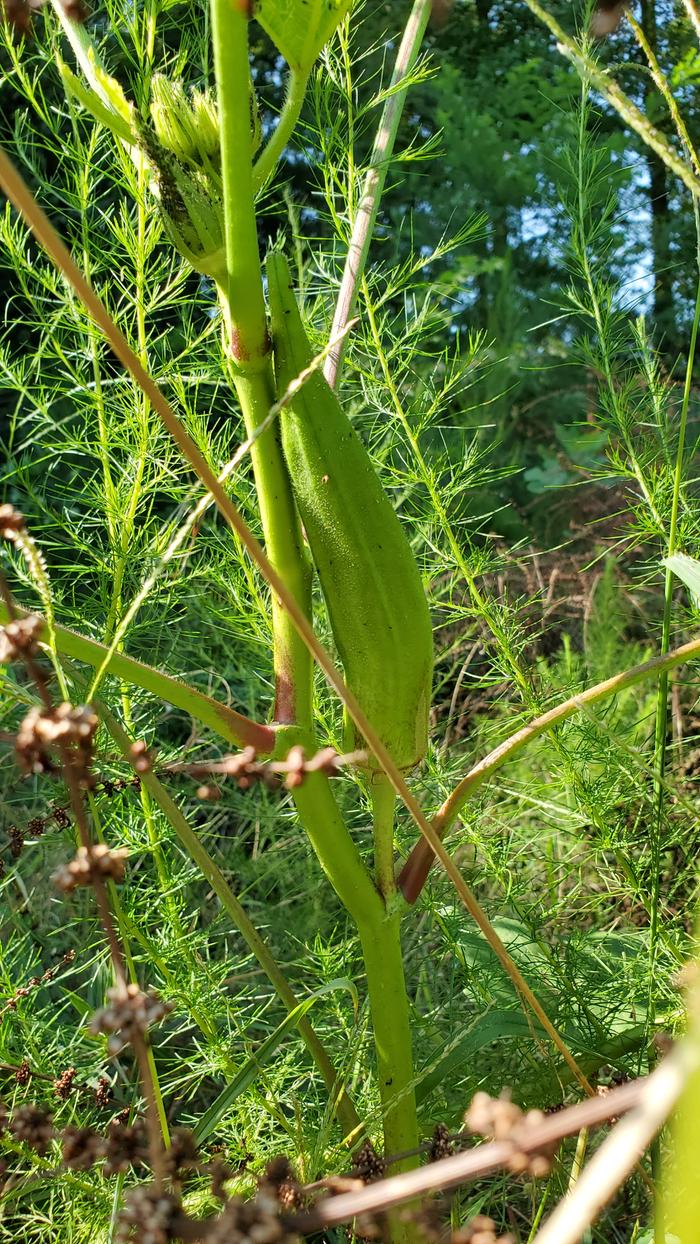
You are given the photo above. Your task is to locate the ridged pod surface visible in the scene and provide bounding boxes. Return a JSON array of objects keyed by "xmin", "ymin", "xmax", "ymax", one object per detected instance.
[{"xmin": 267, "ymin": 251, "xmax": 433, "ymax": 770}]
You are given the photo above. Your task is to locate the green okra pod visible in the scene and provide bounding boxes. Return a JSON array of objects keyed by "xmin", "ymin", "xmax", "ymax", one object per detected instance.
[{"xmin": 266, "ymin": 251, "xmax": 433, "ymax": 771}]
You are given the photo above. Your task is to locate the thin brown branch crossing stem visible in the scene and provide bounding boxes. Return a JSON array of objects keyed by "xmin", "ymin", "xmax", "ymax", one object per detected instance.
[{"xmin": 289, "ymin": 1076, "xmax": 649, "ymax": 1231}]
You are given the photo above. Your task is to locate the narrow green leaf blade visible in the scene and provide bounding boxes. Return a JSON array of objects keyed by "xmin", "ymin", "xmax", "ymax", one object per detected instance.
[
  {"xmin": 664, "ymin": 553, "xmax": 700, "ymax": 606},
  {"xmin": 193, "ymin": 978, "xmax": 357, "ymax": 1143}
]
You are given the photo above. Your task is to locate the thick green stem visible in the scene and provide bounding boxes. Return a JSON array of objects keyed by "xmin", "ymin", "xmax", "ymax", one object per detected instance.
[
  {"xmin": 275, "ymin": 724, "xmax": 382, "ymax": 927},
  {"xmin": 359, "ymin": 914, "xmax": 419, "ymax": 1176},
  {"xmin": 372, "ymin": 773, "xmax": 397, "ymax": 900},
  {"xmin": 277, "ymin": 727, "xmax": 418, "ymax": 1204},
  {"xmin": 231, "ymin": 368, "xmax": 313, "ymax": 726},
  {"xmin": 211, "ymin": 0, "xmax": 312, "ymax": 725},
  {"xmin": 0, "ymin": 599, "xmax": 271, "ymax": 751},
  {"xmin": 211, "ymin": 0, "xmax": 267, "ymax": 368}
]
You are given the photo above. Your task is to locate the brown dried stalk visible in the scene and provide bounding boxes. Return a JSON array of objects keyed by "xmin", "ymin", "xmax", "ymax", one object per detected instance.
[{"xmin": 0, "ymin": 559, "xmax": 168, "ymax": 1189}]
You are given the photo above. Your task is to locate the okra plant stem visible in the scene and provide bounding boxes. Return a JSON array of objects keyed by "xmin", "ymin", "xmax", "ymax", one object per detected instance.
[
  {"xmin": 211, "ymin": 1, "xmax": 312, "ymax": 725},
  {"xmin": 359, "ymin": 914, "xmax": 420, "ymax": 1178},
  {"xmin": 210, "ymin": 0, "xmax": 267, "ymax": 369},
  {"xmin": 278, "ymin": 726, "xmax": 420, "ymax": 1191},
  {"xmin": 372, "ymin": 773, "xmax": 397, "ymax": 900},
  {"xmin": 231, "ymin": 368, "xmax": 313, "ymax": 726}
]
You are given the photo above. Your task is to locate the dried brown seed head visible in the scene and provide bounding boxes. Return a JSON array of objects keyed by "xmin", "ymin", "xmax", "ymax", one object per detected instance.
[
  {"xmin": 10, "ymin": 1103, "xmax": 55, "ymax": 1154},
  {"xmin": 103, "ymin": 1121, "xmax": 148, "ymax": 1176},
  {"xmin": 90, "ymin": 984, "xmax": 174, "ymax": 1055},
  {"xmin": 15, "ymin": 1059, "xmax": 31, "ymax": 1086},
  {"xmin": 94, "ymin": 1076, "xmax": 112, "ymax": 1108},
  {"xmin": 0, "ymin": 615, "xmax": 43, "ymax": 663},
  {"xmin": 0, "ymin": 505, "xmax": 26, "ymax": 540},
  {"xmin": 62, "ymin": 1124, "xmax": 104, "ymax": 1169},
  {"xmin": 429, "ymin": 1121, "xmax": 454, "ymax": 1161},
  {"xmin": 54, "ymin": 1067, "xmax": 77, "ymax": 1100},
  {"xmin": 52, "ymin": 844, "xmax": 129, "ymax": 893},
  {"xmin": 163, "ymin": 1127, "xmax": 200, "ymax": 1177},
  {"xmin": 114, "ymin": 1184, "xmax": 183, "ymax": 1243},
  {"xmin": 16, "ymin": 703, "xmax": 98, "ymax": 778},
  {"xmin": 129, "ymin": 739, "xmax": 153, "ymax": 774},
  {"xmin": 351, "ymin": 1140, "xmax": 386, "ymax": 1183}
]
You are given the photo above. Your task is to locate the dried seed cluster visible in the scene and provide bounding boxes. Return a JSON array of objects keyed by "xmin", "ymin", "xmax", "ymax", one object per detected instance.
[
  {"xmin": 0, "ymin": 614, "xmax": 43, "ymax": 663},
  {"xmin": 9, "ymin": 1103, "xmax": 54, "ymax": 1154},
  {"xmin": 0, "ymin": 505, "xmax": 26, "ymax": 541},
  {"xmin": 0, "ymin": 949, "xmax": 76, "ymax": 1021},
  {"xmin": 1, "ymin": 777, "xmax": 141, "ymax": 875},
  {"xmin": 464, "ymin": 1092, "xmax": 558, "ymax": 1177},
  {"xmin": 53, "ymin": 1067, "xmax": 77, "ymax": 1101},
  {"xmin": 52, "ymin": 844, "xmax": 130, "ymax": 893},
  {"xmin": 0, "ymin": 1098, "xmax": 153, "ymax": 1173},
  {"xmin": 428, "ymin": 1122, "xmax": 454, "ymax": 1162},
  {"xmin": 204, "ymin": 1187, "xmax": 299, "ymax": 1244},
  {"xmin": 114, "ymin": 1186, "xmax": 183, "ymax": 1244},
  {"xmin": 89, "ymin": 984, "xmax": 174, "ymax": 1055},
  {"xmin": 452, "ymin": 1215, "xmax": 514, "ymax": 1244},
  {"xmin": 263, "ymin": 1156, "xmax": 303, "ymax": 1211},
  {"xmin": 351, "ymin": 1140, "xmax": 386, "ymax": 1183},
  {"xmin": 170, "ymin": 743, "xmax": 366, "ymax": 796},
  {"xmin": 16, "ymin": 703, "xmax": 98, "ymax": 781}
]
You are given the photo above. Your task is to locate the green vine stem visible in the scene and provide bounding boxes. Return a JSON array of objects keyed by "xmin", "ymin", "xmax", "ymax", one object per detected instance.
[
  {"xmin": 252, "ymin": 70, "xmax": 310, "ymax": 193},
  {"xmin": 97, "ymin": 700, "xmax": 362, "ymax": 1142},
  {"xmin": 274, "ymin": 724, "xmax": 382, "ymax": 927},
  {"xmin": 210, "ymin": 0, "xmax": 267, "ymax": 369},
  {"xmin": 231, "ymin": 367, "xmax": 313, "ymax": 726},
  {"xmin": 0, "ymin": 598, "xmax": 271, "ymax": 752},
  {"xmin": 277, "ymin": 725, "xmax": 419, "ymax": 1184}
]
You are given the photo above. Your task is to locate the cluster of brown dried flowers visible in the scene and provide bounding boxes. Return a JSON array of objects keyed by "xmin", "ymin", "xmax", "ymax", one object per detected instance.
[
  {"xmin": 464, "ymin": 1092, "xmax": 558, "ymax": 1178},
  {"xmin": 0, "ymin": 949, "xmax": 76, "ymax": 1022}
]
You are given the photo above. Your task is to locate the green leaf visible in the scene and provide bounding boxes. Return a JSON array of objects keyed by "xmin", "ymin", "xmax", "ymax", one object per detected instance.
[
  {"xmin": 255, "ymin": 0, "xmax": 353, "ymax": 73},
  {"xmin": 664, "ymin": 553, "xmax": 700, "ymax": 606},
  {"xmin": 65, "ymin": 989, "xmax": 95, "ymax": 1020},
  {"xmin": 57, "ymin": 57, "xmax": 136, "ymax": 145},
  {"xmin": 416, "ymin": 1009, "xmax": 546, "ymax": 1103},
  {"xmin": 193, "ymin": 978, "xmax": 357, "ymax": 1143}
]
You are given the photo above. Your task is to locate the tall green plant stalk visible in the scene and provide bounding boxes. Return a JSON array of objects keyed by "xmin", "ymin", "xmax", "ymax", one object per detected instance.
[
  {"xmin": 211, "ymin": 0, "xmax": 312, "ymax": 726},
  {"xmin": 209, "ymin": 1, "xmax": 425, "ymax": 1190},
  {"xmin": 277, "ymin": 726, "xmax": 422, "ymax": 1190}
]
